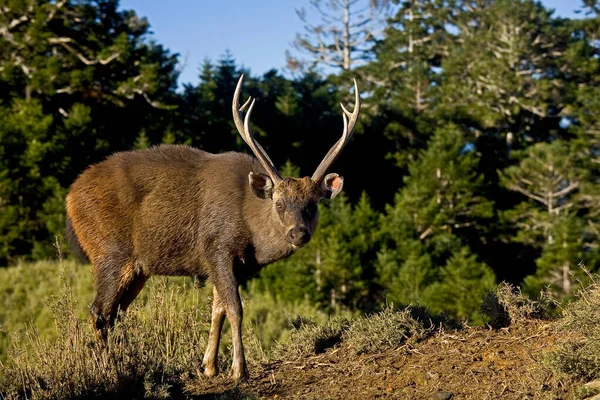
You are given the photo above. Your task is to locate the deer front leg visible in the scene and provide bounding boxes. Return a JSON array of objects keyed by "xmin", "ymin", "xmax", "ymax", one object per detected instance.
[
  {"xmin": 202, "ymin": 286, "xmax": 226, "ymax": 377},
  {"xmin": 225, "ymin": 287, "xmax": 248, "ymax": 381},
  {"xmin": 211, "ymin": 270, "xmax": 248, "ymax": 381}
]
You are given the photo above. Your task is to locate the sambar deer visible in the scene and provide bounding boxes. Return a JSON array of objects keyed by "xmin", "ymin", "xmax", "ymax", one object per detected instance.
[{"xmin": 65, "ymin": 75, "xmax": 361, "ymax": 380}]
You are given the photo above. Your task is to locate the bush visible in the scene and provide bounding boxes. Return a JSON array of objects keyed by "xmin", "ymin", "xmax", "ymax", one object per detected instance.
[
  {"xmin": 343, "ymin": 306, "xmax": 433, "ymax": 355},
  {"xmin": 272, "ymin": 317, "xmax": 351, "ymax": 359},
  {"xmin": 546, "ymin": 274, "xmax": 600, "ymax": 381},
  {"xmin": 273, "ymin": 304, "xmax": 450, "ymax": 359},
  {"xmin": 480, "ymin": 282, "xmax": 549, "ymax": 329}
]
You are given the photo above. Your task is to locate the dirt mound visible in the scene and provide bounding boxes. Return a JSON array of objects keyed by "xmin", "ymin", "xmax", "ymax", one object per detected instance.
[{"xmin": 184, "ymin": 319, "xmax": 571, "ymax": 399}]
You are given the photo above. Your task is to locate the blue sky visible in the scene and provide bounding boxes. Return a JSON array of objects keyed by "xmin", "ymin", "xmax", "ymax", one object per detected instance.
[{"xmin": 119, "ymin": 0, "xmax": 586, "ymax": 88}]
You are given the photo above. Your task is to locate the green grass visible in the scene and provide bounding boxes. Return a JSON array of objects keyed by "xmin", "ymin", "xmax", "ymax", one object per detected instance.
[
  {"xmin": 0, "ymin": 260, "xmax": 94, "ymax": 363},
  {"xmin": 1, "ymin": 279, "xmax": 215, "ymax": 399},
  {"xmin": 0, "ymin": 259, "xmax": 336, "ymax": 398}
]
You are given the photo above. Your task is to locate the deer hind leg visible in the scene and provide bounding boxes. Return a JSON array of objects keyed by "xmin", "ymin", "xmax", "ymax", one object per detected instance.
[
  {"xmin": 90, "ymin": 258, "xmax": 141, "ymax": 341},
  {"xmin": 115, "ymin": 272, "xmax": 148, "ymax": 317},
  {"xmin": 202, "ymin": 286, "xmax": 226, "ymax": 377}
]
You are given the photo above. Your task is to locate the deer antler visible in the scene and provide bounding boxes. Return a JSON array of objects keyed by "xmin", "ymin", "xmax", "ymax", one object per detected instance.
[
  {"xmin": 232, "ymin": 75, "xmax": 283, "ymax": 184},
  {"xmin": 311, "ymin": 79, "xmax": 361, "ymax": 183}
]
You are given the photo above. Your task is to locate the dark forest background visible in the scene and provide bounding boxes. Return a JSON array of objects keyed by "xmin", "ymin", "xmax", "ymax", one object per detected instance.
[{"xmin": 1, "ymin": 0, "xmax": 599, "ymax": 322}]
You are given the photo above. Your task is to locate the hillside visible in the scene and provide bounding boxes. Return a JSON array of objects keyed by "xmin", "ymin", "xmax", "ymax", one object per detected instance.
[
  {"xmin": 1, "ymin": 261, "xmax": 598, "ymax": 400},
  {"xmin": 183, "ymin": 283, "xmax": 588, "ymax": 400},
  {"xmin": 186, "ymin": 319, "xmax": 565, "ymax": 399},
  {"xmin": 0, "ymin": 263, "xmax": 600, "ymax": 400}
]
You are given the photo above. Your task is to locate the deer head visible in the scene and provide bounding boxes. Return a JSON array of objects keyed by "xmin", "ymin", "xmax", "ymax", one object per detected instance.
[{"xmin": 232, "ymin": 75, "xmax": 360, "ymax": 247}]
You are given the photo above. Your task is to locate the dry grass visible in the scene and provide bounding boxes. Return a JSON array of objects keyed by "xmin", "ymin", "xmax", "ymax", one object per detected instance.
[
  {"xmin": 0, "ymin": 263, "xmax": 213, "ymax": 399},
  {"xmin": 273, "ymin": 304, "xmax": 453, "ymax": 360},
  {"xmin": 272, "ymin": 316, "xmax": 351, "ymax": 360},
  {"xmin": 480, "ymin": 282, "xmax": 549, "ymax": 328},
  {"xmin": 546, "ymin": 273, "xmax": 600, "ymax": 383},
  {"xmin": 342, "ymin": 306, "xmax": 433, "ymax": 355},
  {"xmin": 5, "ymin": 259, "xmax": 600, "ymax": 399}
]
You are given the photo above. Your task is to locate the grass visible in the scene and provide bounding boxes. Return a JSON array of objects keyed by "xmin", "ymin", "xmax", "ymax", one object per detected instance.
[
  {"xmin": 272, "ymin": 316, "xmax": 351, "ymax": 359},
  {"xmin": 0, "ymin": 268, "xmax": 211, "ymax": 399},
  {"xmin": 0, "ymin": 259, "xmax": 337, "ymax": 398},
  {"xmin": 272, "ymin": 304, "xmax": 454, "ymax": 360},
  {"xmin": 342, "ymin": 306, "xmax": 435, "ymax": 355},
  {"xmin": 0, "ymin": 259, "xmax": 94, "ymax": 363},
  {"xmin": 3, "ymin": 259, "xmax": 600, "ymax": 398},
  {"xmin": 546, "ymin": 272, "xmax": 600, "ymax": 382},
  {"xmin": 479, "ymin": 281, "xmax": 549, "ymax": 329}
]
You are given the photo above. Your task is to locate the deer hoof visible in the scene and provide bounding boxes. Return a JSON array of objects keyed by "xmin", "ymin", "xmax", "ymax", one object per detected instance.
[
  {"xmin": 232, "ymin": 366, "xmax": 249, "ymax": 382},
  {"xmin": 202, "ymin": 364, "xmax": 218, "ymax": 378}
]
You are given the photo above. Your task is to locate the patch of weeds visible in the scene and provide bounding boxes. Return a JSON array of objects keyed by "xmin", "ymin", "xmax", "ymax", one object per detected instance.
[
  {"xmin": 273, "ymin": 304, "xmax": 451, "ymax": 358},
  {"xmin": 273, "ymin": 316, "xmax": 350, "ymax": 359},
  {"xmin": 546, "ymin": 275, "xmax": 600, "ymax": 382},
  {"xmin": 574, "ymin": 383, "xmax": 600, "ymax": 400},
  {"xmin": 0, "ymin": 268, "xmax": 212, "ymax": 399},
  {"xmin": 343, "ymin": 306, "xmax": 432, "ymax": 355},
  {"xmin": 480, "ymin": 282, "xmax": 548, "ymax": 328}
]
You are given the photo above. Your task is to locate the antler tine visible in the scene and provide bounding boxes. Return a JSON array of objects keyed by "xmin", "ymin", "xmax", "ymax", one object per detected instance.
[
  {"xmin": 232, "ymin": 75, "xmax": 282, "ymax": 184},
  {"xmin": 311, "ymin": 79, "xmax": 361, "ymax": 183}
]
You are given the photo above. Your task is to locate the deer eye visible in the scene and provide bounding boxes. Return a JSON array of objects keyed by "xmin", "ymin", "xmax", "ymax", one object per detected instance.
[{"xmin": 306, "ymin": 202, "xmax": 318, "ymax": 216}]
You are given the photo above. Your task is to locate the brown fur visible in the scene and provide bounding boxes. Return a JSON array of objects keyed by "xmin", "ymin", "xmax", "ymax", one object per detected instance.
[{"xmin": 66, "ymin": 144, "xmax": 344, "ymax": 380}]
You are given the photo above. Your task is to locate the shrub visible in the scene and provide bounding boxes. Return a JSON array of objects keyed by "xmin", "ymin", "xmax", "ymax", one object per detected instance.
[
  {"xmin": 343, "ymin": 306, "xmax": 433, "ymax": 355},
  {"xmin": 480, "ymin": 282, "xmax": 548, "ymax": 328},
  {"xmin": 546, "ymin": 274, "xmax": 600, "ymax": 381},
  {"xmin": 272, "ymin": 316, "xmax": 351, "ymax": 359}
]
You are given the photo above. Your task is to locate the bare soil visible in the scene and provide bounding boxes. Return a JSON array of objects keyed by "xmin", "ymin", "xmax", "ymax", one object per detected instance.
[{"xmin": 183, "ymin": 320, "xmax": 578, "ymax": 400}]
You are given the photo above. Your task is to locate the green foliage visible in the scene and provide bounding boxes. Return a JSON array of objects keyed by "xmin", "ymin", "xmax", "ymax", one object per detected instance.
[
  {"xmin": 376, "ymin": 124, "xmax": 496, "ymax": 322},
  {"xmin": 0, "ymin": 260, "xmax": 93, "ymax": 363},
  {"xmin": 422, "ymin": 247, "xmax": 496, "ymax": 324},
  {"xmin": 500, "ymin": 140, "xmax": 598, "ymax": 298},
  {"xmin": 524, "ymin": 216, "xmax": 597, "ymax": 297},
  {"xmin": 0, "ymin": 0, "xmax": 179, "ymax": 262},
  {"xmin": 395, "ymin": 124, "xmax": 494, "ymax": 234},
  {"xmin": 134, "ymin": 129, "xmax": 151, "ymax": 150},
  {"xmin": 439, "ymin": 0, "xmax": 558, "ymax": 132}
]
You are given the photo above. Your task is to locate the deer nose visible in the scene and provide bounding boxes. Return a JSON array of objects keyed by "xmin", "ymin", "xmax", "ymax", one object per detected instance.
[{"xmin": 286, "ymin": 226, "xmax": 310, "ymax": 247}]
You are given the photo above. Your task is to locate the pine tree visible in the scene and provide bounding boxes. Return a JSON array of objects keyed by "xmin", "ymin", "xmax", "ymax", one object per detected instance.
[
  {"xmin": 289, "ymin": 0, "xmax": 392, "ymax": 72},
  {"xmin": 422, "ymin": 247, "xmax": 495, "ymax": 324},
  {"xmin": 523, "ymin": 215, "xmax": 595, "ymax": 297},
  {"xmin": 376, "ymin": 123, "xmax": 495, "ymax": 319},
  {"xmin": 500, "ymin": 140, "xmax": 594, "ymax": 296},
  {"xmin": 0, "ymin": 0, "xmax": 179, "ymax": 262}
]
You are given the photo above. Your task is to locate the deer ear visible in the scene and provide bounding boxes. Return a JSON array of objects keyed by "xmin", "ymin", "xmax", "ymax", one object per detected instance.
[
  {"xmin": 321, "ymin": 173, "xmax": 344, "ymax": 199},
  {"xmin": 249, "ymin": 172, "xmax": 274, "ymax": 199}
]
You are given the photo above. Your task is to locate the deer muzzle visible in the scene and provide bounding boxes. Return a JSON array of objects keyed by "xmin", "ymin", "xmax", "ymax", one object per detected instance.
[{"xmin": 286, "ymin": 226, "xmax": 311, "ymax": 247}]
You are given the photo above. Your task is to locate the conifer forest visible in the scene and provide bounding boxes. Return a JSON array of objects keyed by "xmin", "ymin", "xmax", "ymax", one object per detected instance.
[{"xmin": 1, "ymin": 0, "xmax": 599, "ymax": 324}]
